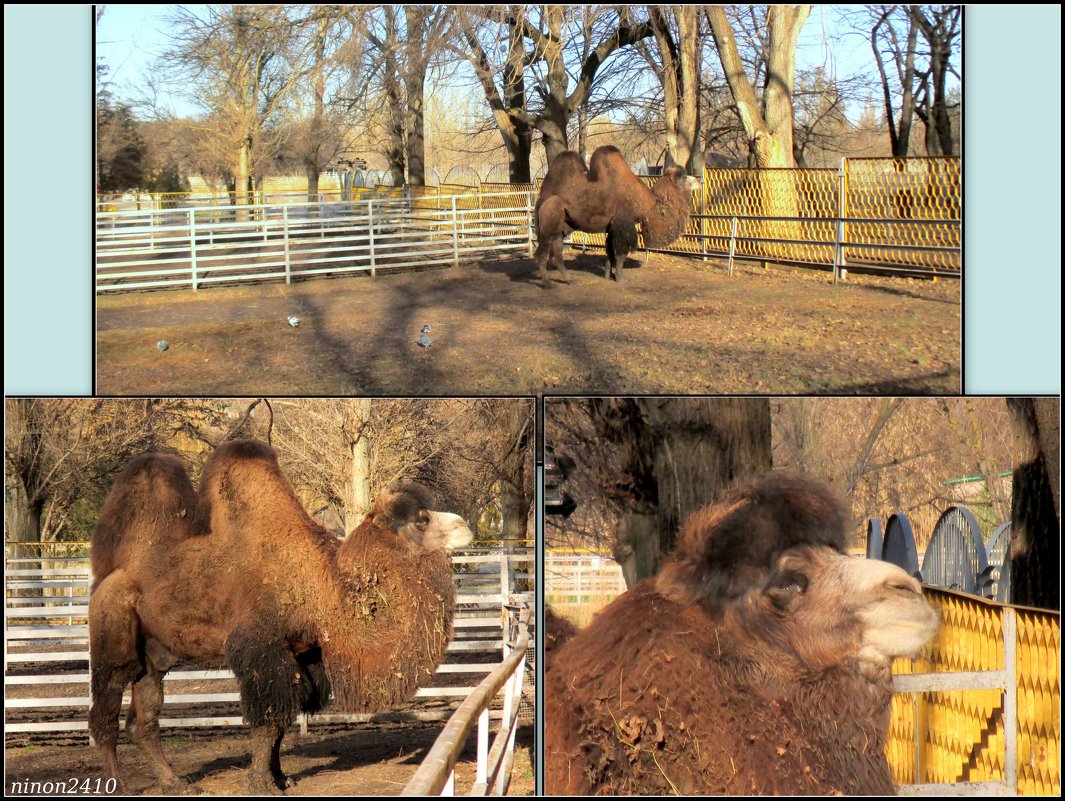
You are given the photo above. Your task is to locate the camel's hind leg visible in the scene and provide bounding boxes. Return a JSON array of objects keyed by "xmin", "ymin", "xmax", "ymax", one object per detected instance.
[
  {"xmin": 550, "ymin": 236, "xmax": 570, "ymax": 283},
  {"xmin": 535, "ymin": 197, "xmax": 571, "ymax": 287},
  {"xmin": 88, "ymin": 570, "xmax": 143, "ymax": 793},
  {"xmin": 90, "ymin": 571, "xmax": 195, "ymax": 794},
  {"xmin": 606, "ymin": 217, "xmax": 638, "ymax": 282},
  {"xmin": 128, "ymin": 664, "xmax": 196, "ymax": 794}
]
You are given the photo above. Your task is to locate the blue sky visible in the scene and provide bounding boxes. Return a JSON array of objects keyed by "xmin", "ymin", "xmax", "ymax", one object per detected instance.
[{"xmin": 96, "ymin": 5, "xmax": 896, "ymax": 121}]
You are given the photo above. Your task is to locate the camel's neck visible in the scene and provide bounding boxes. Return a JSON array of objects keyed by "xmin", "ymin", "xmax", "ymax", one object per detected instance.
[
  {"xmin": 321, "ymin": 528, "xmax": 456, "ymax": 713},
  {"xmin": 642, "ymin": 183, "xmax": 691, "ymax": 248}
]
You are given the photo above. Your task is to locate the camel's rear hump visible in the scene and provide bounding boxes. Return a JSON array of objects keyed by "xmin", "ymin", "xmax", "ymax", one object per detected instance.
[{"xmin": 91, "ymin": 453, "xmax": 197, "ymax": 588}]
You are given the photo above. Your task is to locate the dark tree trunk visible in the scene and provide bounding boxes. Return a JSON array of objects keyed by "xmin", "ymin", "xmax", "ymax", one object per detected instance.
[
  {"xmin": 405, "ymin": 75, "xmax": 426, "ymax": 186},
  {"xmin": 589, "ymin": 398, "xmax": 773, "ymax": 586},
  {"xmin": 508, "ymin": 127, "xmax": 533, "ymax": 183},
  {"xmin": 403, "ymin": 6, "xmax": 431, "ymax": 187},
  {"xmin": 1007, "ymin": 398, "xmax": 1060, "ymax": 611},
  {"xmin": 383, "ymin": 66, "xmax": 406, "ymax": 186},
  {"xmin": 499, "ymin": 402, "xmax": 532, "ymax": 542}
]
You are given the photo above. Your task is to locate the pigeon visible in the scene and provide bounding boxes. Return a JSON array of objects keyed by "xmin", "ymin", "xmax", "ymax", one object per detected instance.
[
  {"xmin": 156, "ymin": 340, "xmax": 169, "ymax": 352},
  {"xmin": 418, "ymin": 324, "xmax": 433, "ymax": 348},
  {"xmin": 287, "ymin": 316, "xmax": 300, "ymax": 327}
]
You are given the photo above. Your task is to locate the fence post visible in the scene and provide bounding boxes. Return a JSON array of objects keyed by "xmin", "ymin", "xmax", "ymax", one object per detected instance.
[
  {"xmin": 368, "ymin": 199, "xmax": 376, "ymax": 278},
  {"xmin": 831, "ymin": 213, "xmax": 844, "ymax": 285},
  {"xmin": 838, "ymin": 157, "xmax": 848, "ymax": 270},
  {"xmin": 727, "ymin": 216, "xmax": 738, "ymax": 277},
  {"xmin": 190, "ymin": 209, "xmax": 199, "ymax": 291},
  {"xmin": 452, "ymin": 195, "xmax": 459, "ymax": 267},
  {"xmin": 476, "ymin": 707, "xmax": 489, "ymax": 787},
  {"xmin": 500, "ymin": 549, "xmax": 512, "ymax": 619},
  {"xmin": 1003, "ymin": 607, "xmax": 1017, "ymax": 794},
  {"xmin": 700, "ymin": 169, "xmax": 708, "ymax": 261},
  {"xmin": 283, "ymin": 204, "xmax": 291, "ymax": 284},
  {"xmin": 527, "ymin": 192, "xmax": 535, "ymax": 257}
]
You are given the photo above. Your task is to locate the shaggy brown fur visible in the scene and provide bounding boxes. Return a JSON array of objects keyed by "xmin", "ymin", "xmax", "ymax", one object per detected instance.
[
  {"xmin": 543, "ymin": 605, "xmax": 579, "ymax": 654},
  {"xmin": 534, "ymin": 145, "xmax": 696, "ymax": 286},
  {"xmin": 88, "ymin": 440, "xmax": 470, "ymax": 795},
  {"xmin": 545, "ymin": 473, "xmax": 939, "ymax": 796}
]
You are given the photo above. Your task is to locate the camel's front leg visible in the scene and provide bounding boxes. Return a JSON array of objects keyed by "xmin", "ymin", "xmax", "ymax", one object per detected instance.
[
  {"xmin": 250, "ymin": 725, "xmax": 289, "ymax": 796},
  {"xmin": 226, "ymin": 625, "xmax": 321, "ymax": 794}
]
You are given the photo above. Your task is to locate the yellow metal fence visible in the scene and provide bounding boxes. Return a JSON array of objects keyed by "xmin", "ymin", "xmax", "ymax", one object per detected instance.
[
  {"xmin": 889, "ymin": 587, "xmax": 1059, "ymax": 795},
  {"xmin": 568, "ymin": 156, "xmax": 960, "ymax": 275}
]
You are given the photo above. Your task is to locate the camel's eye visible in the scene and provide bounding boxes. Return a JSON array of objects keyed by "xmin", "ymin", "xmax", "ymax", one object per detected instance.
[{"xmin": 766, "ymin": 570, "xmax": 808, "ymax": 610}]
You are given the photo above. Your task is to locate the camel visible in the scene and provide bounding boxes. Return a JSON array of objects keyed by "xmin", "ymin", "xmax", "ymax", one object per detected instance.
[
  {"xmin": 534, "ymin": 145, "xmax": 699, "ymax": 286},
  {"xmin": 545, "ymin": 472, "xmax": 939, "ymax": 795},
  {"xmin": 88, "ymin": 439, "xmax": 472, "ymax": 795}
]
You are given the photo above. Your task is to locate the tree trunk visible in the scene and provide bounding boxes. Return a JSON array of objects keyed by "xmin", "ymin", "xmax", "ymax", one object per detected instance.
[
  {"xmin": 1007, "ymin": 398, "xmax": 1060, "ymax": 610},
  {"xmin": 498, "ymin": 403, "xmax": 532, "ymax": 543},
  {"xmin": 307, "ymin": 18, "xmax": 327, "ymax": 202},
  {"xmin": 236, "ymin": 135, "xmax": 253, "ymax": 220},
  {"xmin": 5, "ymin": 480, "xmax": 42, "ymax": 560},
  {"xmin": 650, "ymin": 7, "xmax": 701, "ymax": 170},
  {"xmin": 348, "ymin": 400, "xmax": 373, "ymax": 532},
  {"xmin": 592, "ymin": 398, "xmax": 773, "ymax": 586},
  {"xmin": 707, "ymin": 5, "xmax": 809, "ymax": 169},
  {"xmin": 405, "ymin": 74, "xmax": 426, "ymax": 186},
  {"xmin": 306, "ymin": 162, "xmax": 320, "ymax": 203},
  {"xmin": 403, "ymin": 7, "xmax": 429, "ymax": 186},
  {"xmin": 508, "ymin": 127, "xmax": 533, "ymax": 183}
]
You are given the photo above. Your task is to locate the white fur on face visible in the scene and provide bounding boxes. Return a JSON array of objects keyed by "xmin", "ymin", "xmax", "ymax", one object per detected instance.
[
  {"xmin": 426, "ymin": 512, "xmax": 473, "ymax": 551},
  {"xmin": 841, "ymin": 555, "xmax": 940, "ymax": 666}
]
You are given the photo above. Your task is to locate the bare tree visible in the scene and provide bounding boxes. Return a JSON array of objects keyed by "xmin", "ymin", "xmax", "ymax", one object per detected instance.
[
  {"xmin": 634, "ymin": 6, "xmax": 703, "ymax": 170},
  {"xmin": 284, "ymin": 7, "xmax": 362, "ymax": 201},
  {"xmin": 348, "ymin": 6, "xmax": 455, "ymax": 185},
  {"xmin": 911, "ymin": 5, "xmax": 960, "ymax": 156},
  {"xmin": 706, "ymin": 5, "xmax": 810, "ymax": 168},
  {"xmin": 458, "ymin": 6, "xmax": 655, "ymax": 178},
  {"xmin": 157, "ymin": 6, "xmax": 322, "ymax": 208},
  {"xmin": 4, "ymin": 399, "xmax": 227, "ymax": 551},
  {"xmin": 857, "ymin": 5, "xmax": 960, "ymax": 157}
]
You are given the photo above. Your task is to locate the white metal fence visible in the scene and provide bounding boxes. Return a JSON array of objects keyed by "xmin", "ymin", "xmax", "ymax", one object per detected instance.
[
  {"xmin": 544, "ymin": 551, "xmax": 627, "ymax": 628},
  {"xmin": 3, "ymin": 547, "xmax": 534, "ymax": 738},
  {"xmin": 95, "ymin": 191, "xmax": 533, "ymax": 293},
  {"xmin": 402, "ymin": 605, "xmax": 531, "ymax": 796}
]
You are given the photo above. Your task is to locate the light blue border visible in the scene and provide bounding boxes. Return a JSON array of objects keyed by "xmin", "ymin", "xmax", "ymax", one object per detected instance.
[
  {"xmin": 4, "ymin": 5, "xmax": 93, "ymax": 395},
  {"xmin": 2, "ymin": 6, "xmax": 1060, "ymax": 396},
  {"xmin": 964, "ymin": 5, "xmax": 1061, "ymax": 393}
]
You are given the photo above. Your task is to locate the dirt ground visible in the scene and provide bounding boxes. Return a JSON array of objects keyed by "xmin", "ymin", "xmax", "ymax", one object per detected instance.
[
  {"xmin": 4, "ymin": 721, "xmax": 535, "ymax": 796},
  {"xmin": 96, "ymin": 252, "xmax": 960, "ymax": 396}
]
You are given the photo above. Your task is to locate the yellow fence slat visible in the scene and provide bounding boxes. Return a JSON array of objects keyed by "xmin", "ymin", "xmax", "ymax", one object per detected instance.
[{"xmin": 888, "ymin": 589, "xmax": 1059, "ymax": 795}]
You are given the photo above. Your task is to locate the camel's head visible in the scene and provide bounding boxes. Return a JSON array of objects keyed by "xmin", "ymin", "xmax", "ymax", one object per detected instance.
[
  {"xmin": 656, "ymin": 472, "xmax": 939, "ymax": 675},
  {"xmin": 370, "ymin": 482, "xmax": 473, "ymax": 554},
  {"xmin": 660, "ymin": 165, "xmax": 700, "ymax": 195},
  {"xmin": 749, "ymin": 546, "xmax": 940, "ymax": 673}
]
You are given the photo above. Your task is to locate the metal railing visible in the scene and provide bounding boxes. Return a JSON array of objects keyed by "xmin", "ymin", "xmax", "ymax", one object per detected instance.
[
  {"xmin": 402, "ymin": 605, "xmax": 531, "ymax": 796},
  {"xmin": 95, "ymin": 190, "xmax": 534, "ymax": 293}
]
